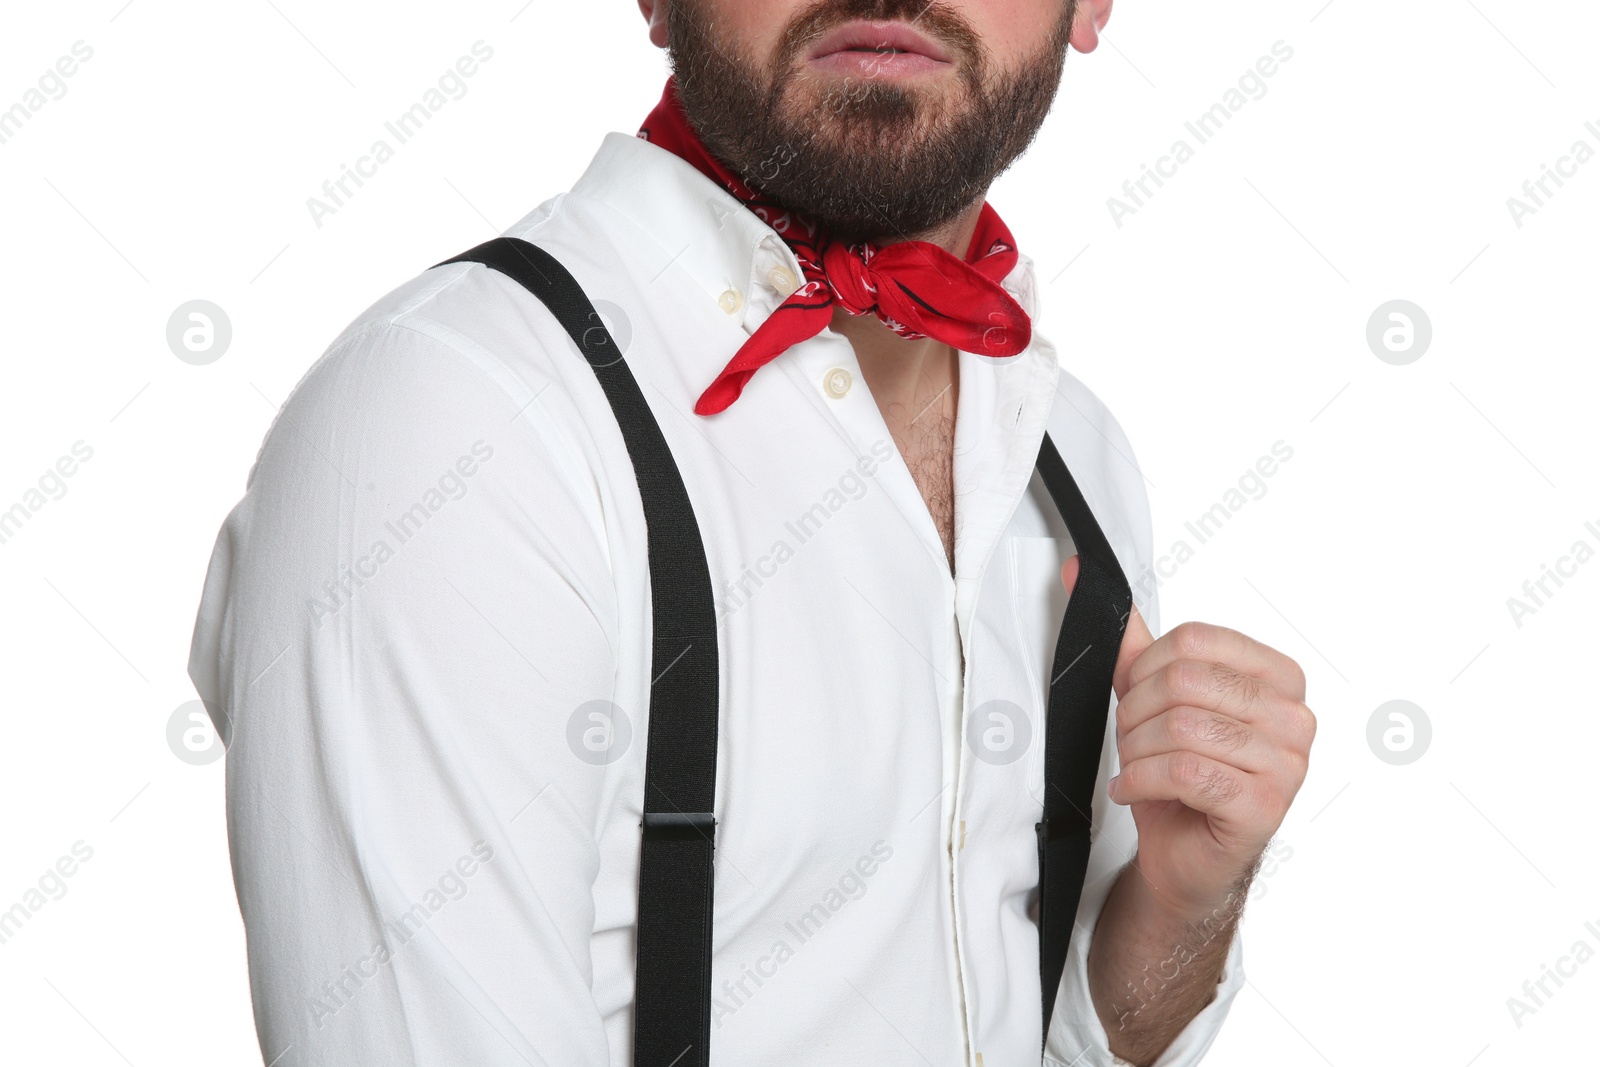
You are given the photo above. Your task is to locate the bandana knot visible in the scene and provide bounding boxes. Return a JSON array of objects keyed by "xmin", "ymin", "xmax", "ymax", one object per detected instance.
[{"xmin": 639, "ymin": 78, "xmax": 1033, "ymax": 416}]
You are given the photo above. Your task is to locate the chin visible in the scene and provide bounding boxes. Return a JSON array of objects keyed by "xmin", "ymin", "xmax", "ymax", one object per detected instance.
[{"xmin": 780, "ymin": 73, "xmax": 958, "ymax": 140}]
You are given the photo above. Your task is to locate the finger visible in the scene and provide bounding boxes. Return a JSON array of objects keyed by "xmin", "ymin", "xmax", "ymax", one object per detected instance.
[
  {"xmin": 1112, "ymin": 601, "xmax": 1155, "ymax": 701},
  {"xmin": 1060, "ymin": 555, "xmax": 1155, "ymax": 701},
  {"xmin": 1059, "ymin": 555, "xmax": 1079, "ymax": 598},
  {"xmin": 1108, "ymin": 751, "xmax": 1258, "ymax": 819},
  {"xmin": 1115, "ymin": 657, "xmax": 1294, "ymax": 735},
  {"xmin": 1125, "ymin": 620, "xmax": 1305, "ymax": 700},
  {"xmin": 1117, "ymin": 707, "xmax": 1276, "ymax": 775}
]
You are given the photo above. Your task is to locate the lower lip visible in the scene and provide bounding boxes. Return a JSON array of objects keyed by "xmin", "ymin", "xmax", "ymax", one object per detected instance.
[{"xmin": 807, "ymin": 49, "xmax": 950, "ymax": 78}]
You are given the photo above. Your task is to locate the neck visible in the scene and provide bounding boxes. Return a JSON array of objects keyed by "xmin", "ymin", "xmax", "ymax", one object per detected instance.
[{"xmin": 833, "ymin": 199, "xmax": 984, "ymax": 424}]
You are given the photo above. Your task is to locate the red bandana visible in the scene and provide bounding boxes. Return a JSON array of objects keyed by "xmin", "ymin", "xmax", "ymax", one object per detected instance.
[{"xmin": 638, "ymin": 77, "xmax": 1033, "ymax": 416}]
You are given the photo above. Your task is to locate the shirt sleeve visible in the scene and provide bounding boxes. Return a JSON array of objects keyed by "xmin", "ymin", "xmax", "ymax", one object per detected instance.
[
  {"xmin": 1046, "ymin": 868, "xmax": 1246, "ymax": 1066},
  {"xmin": 1040, "ymin": 389, "xmax": 1247, "ymax": 1066},
  {"xmin": 187, "ymin": 319, "xmax": 623, "ymax": 1066}
]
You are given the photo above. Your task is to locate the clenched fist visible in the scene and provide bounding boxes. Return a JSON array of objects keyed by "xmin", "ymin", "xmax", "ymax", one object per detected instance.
[{"xmin": 1062, "ymin": 555, "xmax": 1316, "ymax": 918}]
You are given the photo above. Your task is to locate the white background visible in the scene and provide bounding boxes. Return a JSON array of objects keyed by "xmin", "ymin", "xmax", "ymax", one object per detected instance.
[{"xmin": 2, "ymin": 0, "xmax": 1596, "ymax": 1064}]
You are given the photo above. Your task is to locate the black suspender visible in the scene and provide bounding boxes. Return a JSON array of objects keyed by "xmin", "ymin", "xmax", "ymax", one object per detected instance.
[
  {"xmin": 1032, "ymin": 434, "xmax": 1135, "ymax": 1043},
  {"xmin": 435, "ymin": 237, "xmax": 722, "ymax": 1065},
  {"xmin": 433, "ymin": 237, "xmax": 1133, "ymax": 1065}
]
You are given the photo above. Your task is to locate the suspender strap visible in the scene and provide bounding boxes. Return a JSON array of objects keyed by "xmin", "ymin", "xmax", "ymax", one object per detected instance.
[
  {"xmin": 432, "ymin": 237, "xmax": 1134, "ymax": 1063},
  {"xmin": 1032, "ymin": 432, "xmax": 1134, "ymax": 1050},
  {"xmin": 434, "ymin": 238, "xmax": 722, "ymax": 1067}
]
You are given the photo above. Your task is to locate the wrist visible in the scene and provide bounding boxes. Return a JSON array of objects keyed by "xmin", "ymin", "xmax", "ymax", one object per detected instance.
[{"xmin": 1126, "ymin": 853, "xmax": 1256, "ymax": 930}]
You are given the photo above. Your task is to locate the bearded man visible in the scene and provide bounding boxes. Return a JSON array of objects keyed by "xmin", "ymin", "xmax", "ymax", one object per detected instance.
[{"xmin": 187, "ymin": 2, "xmax": 1316, "ymax": 1065}]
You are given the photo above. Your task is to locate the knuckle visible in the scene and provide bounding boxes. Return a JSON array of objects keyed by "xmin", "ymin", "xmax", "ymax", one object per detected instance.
[
  {"xmin": 1210, "ymin": 662, "xmax": 1262, "ymax": 705},
  {"xmin": 1169, "ymin": 751, "xmax": 1207, "ymax": 789},
  {"xmin": 1172, "ymin": 621, "xmax": 1212, "ymax": 657},
  {"xmin": 1167, "ymin": 706, "xmax": 1198, "ymax": 744},
  {"xmin": 1195, "ymin": 762, "xmax": 1242, "ymax": 806},
  {"xmin": 1168, "ymin": 751, "xmax": 1244, "ymax": 806},
  {"xmin": 1286, "ymin": 702, "xmax": 1318, "ymax": 745},
  {"xmin": 1196, "ymin": 714, "xmax": 1252, "ymax": 752},
  {"xmin": 1283, "ymin": 658, "xmax": 1308, "ymax": 699},
  {"xmin": 1165, "ymin": 659, "xmax": 1206, "ymax": 699},
  {"xmin": 1116, "ymin": 700, "xmax": 1137, "ymax": 737}
]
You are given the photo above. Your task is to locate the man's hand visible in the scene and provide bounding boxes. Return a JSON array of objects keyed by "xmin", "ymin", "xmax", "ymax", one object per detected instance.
[
  {"xmin": 1061, "ymin": 555, "xmax": 1316, "ymax": 1063},
  {"xmin": 1062, "ymin": 554, "xmax": 1314, "ymax": 916}
]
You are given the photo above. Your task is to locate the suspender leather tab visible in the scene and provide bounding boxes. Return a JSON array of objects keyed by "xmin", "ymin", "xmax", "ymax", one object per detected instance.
[
  {"xmin": 1035, "ymin": 807, "xmax": 1093, "ymax": 845},
  {"xmin": 642, "ymin": 812, "xmax": 718, "ymax": 842}
]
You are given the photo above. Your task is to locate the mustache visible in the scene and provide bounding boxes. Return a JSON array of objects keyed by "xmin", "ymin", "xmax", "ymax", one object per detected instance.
[{"xmin": 775, "ymin": 0, "xmax": 985, "ymax": 72}]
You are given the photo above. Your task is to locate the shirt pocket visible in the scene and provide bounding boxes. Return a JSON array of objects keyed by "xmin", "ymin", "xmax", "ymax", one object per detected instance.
[{"xmin": 1006, "ymin": 535, "xmax": 1077, "ymax": 806}]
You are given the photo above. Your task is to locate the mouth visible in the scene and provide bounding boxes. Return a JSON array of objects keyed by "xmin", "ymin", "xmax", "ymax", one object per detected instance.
[{"xmin": 804, "ymin": 18, "xmax": 956, "ymax": 78}]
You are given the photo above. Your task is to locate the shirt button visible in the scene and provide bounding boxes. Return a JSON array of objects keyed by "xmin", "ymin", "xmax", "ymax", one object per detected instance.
[
  {"xmin": 767, "ymin": 265, "xmax": 798, "ymax": 296},
  {"xmin": 823, "ymin": 367, "xmax": 852, "ymax": 399},
  {"xmin": 718, "ymin": 288, "xmax": 743, "ymax": 315}
]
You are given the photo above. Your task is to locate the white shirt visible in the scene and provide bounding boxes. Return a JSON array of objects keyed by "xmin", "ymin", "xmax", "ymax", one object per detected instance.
[{"xmin": 187, "ymin": 128, "xmax": 1243, "ymax": 1067}]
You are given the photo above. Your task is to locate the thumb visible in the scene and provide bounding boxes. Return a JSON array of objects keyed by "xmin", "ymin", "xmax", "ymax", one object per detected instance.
[
  {"xmin": 1113, "ymin": 600, "xmax": 1155, "ymax": 700},
  {"xmin": 1060, "ymin": 555, "xmax": 1155, "ymax": 699}
]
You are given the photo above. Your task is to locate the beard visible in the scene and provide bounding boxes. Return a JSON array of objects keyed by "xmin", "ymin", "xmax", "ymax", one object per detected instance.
[{"xmin": 666, "ymin": 0, "xmax": 1076, "ymax": 245}]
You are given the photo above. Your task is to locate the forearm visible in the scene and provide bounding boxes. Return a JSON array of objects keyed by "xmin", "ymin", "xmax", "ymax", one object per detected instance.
[{"xmin": 1086, "ymin": 854, "xmax": 1254, "ymax": 1065}]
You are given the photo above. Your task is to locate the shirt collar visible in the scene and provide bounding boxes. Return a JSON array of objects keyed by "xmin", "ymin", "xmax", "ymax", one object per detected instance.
[
  {"xmin": 567, "ymin": 132, "xmax": 783, "ymax": 323},
  {"xmin": 565, "ymin": 131, "xmax": 1042, "ymax": 333},
  {"xmin": 564, "ymin": 129, "xmax": 1060, "ymax": 591}
]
